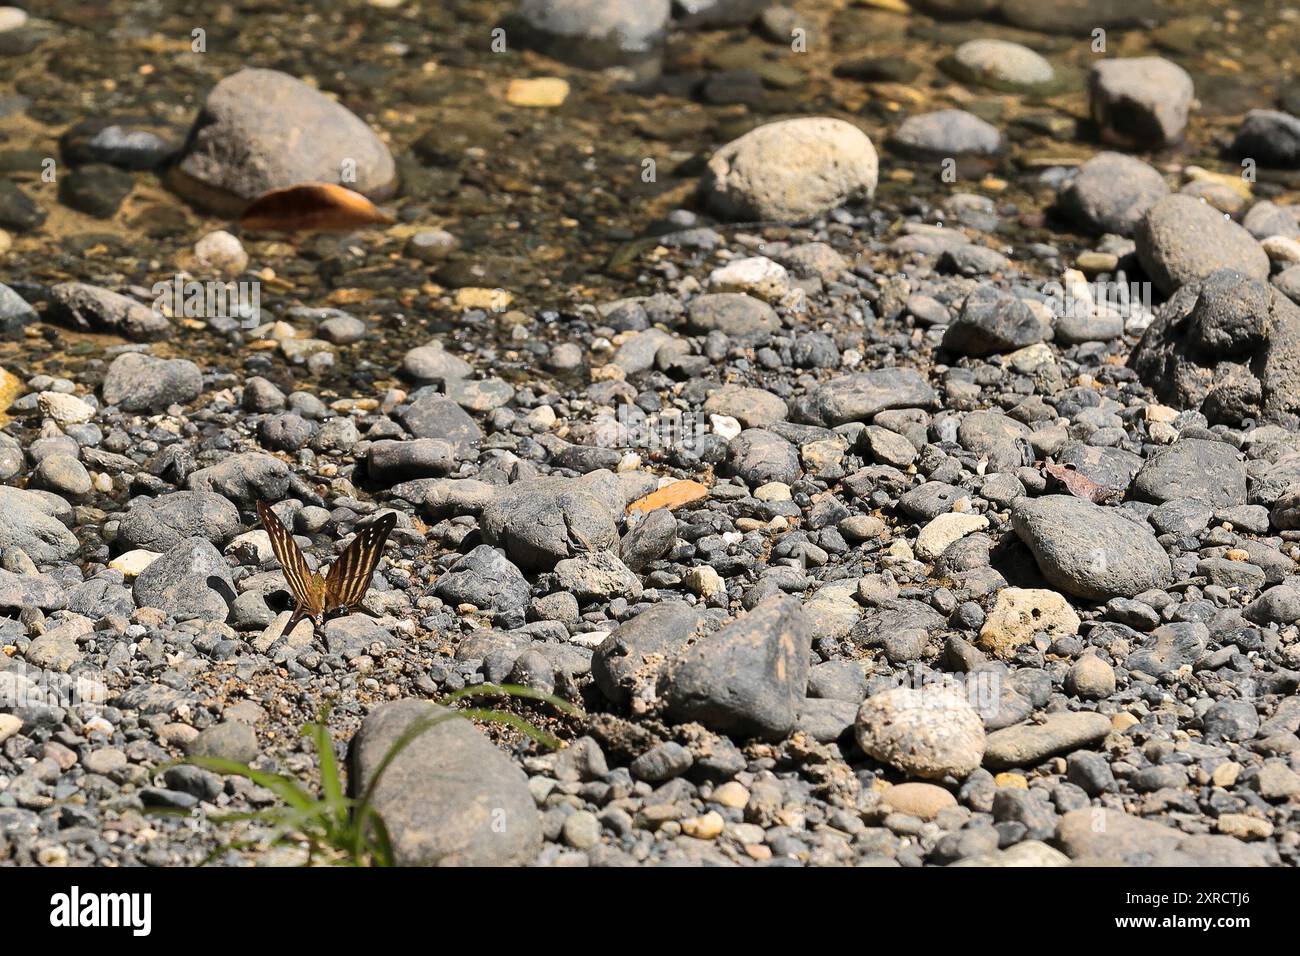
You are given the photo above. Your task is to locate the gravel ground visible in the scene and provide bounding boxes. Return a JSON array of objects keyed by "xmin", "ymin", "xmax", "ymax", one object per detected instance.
[{"xmin": 1, "ymin": 0, "xmax": 1299, "ymax": 868}]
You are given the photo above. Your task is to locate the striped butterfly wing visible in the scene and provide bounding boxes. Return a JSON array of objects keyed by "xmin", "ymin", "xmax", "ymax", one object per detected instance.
[
  {"xmin": 257, "ymin": 500, "xmax": 321, "ymax": 617},
  {"xmin": 324, "ymin": 511, "xmax": 397, "ymax": 612}
]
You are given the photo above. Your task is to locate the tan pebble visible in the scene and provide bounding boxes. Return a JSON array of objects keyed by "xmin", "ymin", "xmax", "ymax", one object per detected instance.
[
  {"xmin": 1143, "ymin": 404, "xmax": 1179, "ymax": 423},
  {"xmin": 994, "ymin": 772, "xmax": 1028, "ymax": 789},
  {"xmin": 505, "ymin": 77, "xmax": 570, "ymax": 108},
  {"xmin": 1066, "ymin": 654, "xmax": 1116, "ymax": 700},
  {"xmin": 1225, "ymin": 548, "xmax": 1249, "ymax": 561},
  {"xmin": 881, "ymin": 782, "xmax": 956, "ymax": 820},
  {"xmin": 1076, "ymin": 251, "xmax": 1118, "ymax": 274},
  {"xmin": 1217, "ymin": 813, "xmax": 1272, "ymax": 840},
  {"xmin": 712, "ymin": 781, "xmax": 750, "ymax": 809},
  {"xmin": 745, "ymin": 844, "xmax": 772, "ymax": 861},
  {"xmin": 158, "ymin": 723, "xmax": 199, "ymax": 746},
  {"xmin": 1212, "ymin": 761, "xmax": 1241, "ymax": 787},
  {"xmin": 682, "ymin": 811, "xmax": 725, "ymax": 840},
  {"xmin": 0, "ymin": 713, "xmax": 22, "ymax": 744},
  {"xmin": 453, "ymin": 287, "xmax": 512, "ymax": 311},
  {"xmin": 1112, "ymin": 713, "xmax": 1139, "ymax": 732},
  {"xmin": 109, "ymin": 549, "xmax": 162, "ymax": 578}
]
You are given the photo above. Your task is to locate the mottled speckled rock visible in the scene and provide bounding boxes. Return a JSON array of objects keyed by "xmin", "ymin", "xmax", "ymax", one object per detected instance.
[
  {"xmin": 855, "ymin": 684, "xmax": 986, "ymax": 779},
  {"xmin": 701, "ymin": 117, "xmax": 878, "ymax": 222},
  {"xmin": 1136, "ymin": 195, "xmax": 1269, "ymax": 294},
  {"xmin": 983, "ymin": 712, "xmax": 1111, "ymax": 769}
]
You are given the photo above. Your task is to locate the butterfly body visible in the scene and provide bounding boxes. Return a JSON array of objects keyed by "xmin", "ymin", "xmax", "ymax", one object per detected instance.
[{"xmin": 257, "ymin": 501, "xmax": 397, "ymax": 636}]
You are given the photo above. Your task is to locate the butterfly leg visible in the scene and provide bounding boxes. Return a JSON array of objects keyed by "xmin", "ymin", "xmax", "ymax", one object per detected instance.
[{"xmin": 284, "ymin": 604, "xmax": 310, "ymax": 640}]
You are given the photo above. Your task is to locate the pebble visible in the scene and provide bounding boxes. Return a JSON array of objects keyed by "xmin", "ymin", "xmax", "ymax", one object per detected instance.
[
  {"xmin": 855, "ymin": 685, "xmax": 987, "ymax": 780},
  {"xmin": 505, "ymin": 77, "xmax": 570, "ymax": 108},
  {"xmin": 701, "ymin": 117, "xmax": 878, "ymax": 222},
  {"xmin": 1089, "ymin": 56, "xmax": 1194, "ymax": 148},
  {"xmin": 946, "ymin": 39, "xmax": 1055, "ymax": 93},
  {"xmin": 983, "ymin": 713, "xmax": 1112, "ymax": 769},
  {"xmin": 979, "ymin": 588, "xmax": 1079, "ymax": 656},
  {"xmin": 194, "ymin": 230, "xmax": 248, "ymax": 276}
]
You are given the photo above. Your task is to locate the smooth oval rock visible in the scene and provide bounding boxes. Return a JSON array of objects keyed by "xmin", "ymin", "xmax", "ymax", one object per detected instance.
[
  {"xmin": 1011, "ymin": 495, "xmax": 1172, "ymax": 600},
  {"xmin": 171, "ymin": 68, "xmax": 397, "ymax": 211},
  {"xmin": 1136, "ymin": 194, "xmax": 1269, "ymax": 295},
  {"xmin": 855, "ymin": 684, "xmax": 986, "ymax": 780},
  {"xmin": 701, "ymin": 117, "xmax": 878, "ymax": 222}
]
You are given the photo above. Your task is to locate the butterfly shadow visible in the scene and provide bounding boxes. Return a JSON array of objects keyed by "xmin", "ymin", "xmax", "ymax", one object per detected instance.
[{"xmin": 206, "ymin": 574, "xmax": 238, "ymax": 608}]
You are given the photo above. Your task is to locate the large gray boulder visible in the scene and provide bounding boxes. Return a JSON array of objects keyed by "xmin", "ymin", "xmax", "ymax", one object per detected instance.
[
  {"xmin": 117, "ymin": 491, "xmax": 242, "ymax": 552},
  {"xmin": 433, "ymin": 545, "xmax": 530, "ymax": 628},
  {"xmin": 701, "ymin": 117, "xmax": 878, "ymax": 223},
  {"xmin": 171, "ymin": 69, "xmax": 397, "ymax": 211},
  {"xmin": 662, "ymin": 594, "xmax": 812, "ymax": 740},
  {"xmin": 480, "ymin": 476, "xmax": 618, "ymax": 572},
  {"xmin": 1011, "ymin": 496, "xmax": 1172, "ymax": 601},
  {"xmin": 1129, "ymin": 439, "xmax": 1246, "ymax": 507},
  {"xmin": 349, "ymin": 700, "xmax": 542, "ymax": 866},
  {"xmin": 0, "ymin": 569, "xmax": 67, "ymax": 612},
  {"xmin": 1129, "ymin": 268, "xmax": 1300, "ymax": 424},
  {"xmin": 592, "ymin": 601, "xmax": 704, "ymax": 706},
  {"xmin": 1135, "ymin": 196, "xmax": 1269, "ymax": 295},
  {"xmin": 685, "ymin": 293, "xmax": 781, "ymax": 345},
  {"xmin": 0, "ymin": 282, "xmax": 37, "ymax": 336},
  {"xmin": 727, "ymin": 429, "xmax": 800, "ymax": 486},
  {"xmin": 1231, "ymin": 109, "xmax": 1300, "ymax": 170},
  {"xmin": 187, "ymin": 452, "xmax": 291, "ymax": 506},
  {"xmin": 101, "ymin": 352, "xmax": 203, "ymax": 411},
  {"xmin": 942, "ymin": 285, "xmax": 1046, "ymax": 357},
  {"xmin": 504, "ymin": 0, "xmax": 672, "ymax": 75},
  {"xmin": 1089, "ymin": 56, "xmax": 1193, "ymax": 149},
  {"xmin": 803, "ymin": 368, "xmax": 936, "ymax": 426},
  {"xmin": 1057, "ymin": 152, "xmax": 1168, "ymax": 237},
  {"xmin": 0, "ymin": 486, "xmax": 79, "ymax": 564},
  {"xmin": 1057, "ymin": 808, "xmax": 1274, "ymax": 866},
  {"xmin": 132, "ymin": 537, "xmax": 233, "ymax": 622},
  {"xmin": 46, "ymin": 282, "xmax": 169, "ymax": 341}
]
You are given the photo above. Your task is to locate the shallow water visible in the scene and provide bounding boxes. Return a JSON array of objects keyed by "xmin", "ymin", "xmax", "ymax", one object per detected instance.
[{"xmin": 0, "ymin": 0, "xmax": 1296, "ymax": 397}]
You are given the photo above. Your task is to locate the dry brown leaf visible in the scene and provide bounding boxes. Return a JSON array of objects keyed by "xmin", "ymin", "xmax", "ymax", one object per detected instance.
[
  {"xmin": 627, "ymin": 479, "xmax": 710, "ymax": 516},
  {"xmin": 1041, "ymin": 463, "xmax": 1120, "ymax": 504},
  {"xmin": 239, "ymin": 182, "xmax": 394, "ymax": 233}
]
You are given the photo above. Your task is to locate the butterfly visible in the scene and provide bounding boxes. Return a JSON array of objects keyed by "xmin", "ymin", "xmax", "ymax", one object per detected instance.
[{"xmin": 256, "ymin": 501, "xmax": 397, "ymax": 636}]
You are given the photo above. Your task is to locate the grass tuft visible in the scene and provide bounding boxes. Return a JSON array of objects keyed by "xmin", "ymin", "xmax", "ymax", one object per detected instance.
[{"xmin": 157, "ymin": 684, "xmax": 579, "ymax": 866}]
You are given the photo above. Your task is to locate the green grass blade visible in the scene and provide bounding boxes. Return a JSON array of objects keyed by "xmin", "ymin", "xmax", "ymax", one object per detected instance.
[
  {"xmin": 438, "ymin": 682, "xmax": 582, "ymax": 716},
  {"xmin": 184, "ymin": 756, "xmax": 317, "ymax": 812},
  {"xmin": 353, "ymin": 709, "xmax": 470, "ymax": 820},
  {"xmin": 310, "ymin": 718, "xmax": 346, "ymax": 818},
  {"xmin": 457, "ymin": 706, "xmax": 563, "ymax": 750}
]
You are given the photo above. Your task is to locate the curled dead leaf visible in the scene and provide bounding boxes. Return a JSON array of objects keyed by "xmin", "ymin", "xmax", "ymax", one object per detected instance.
[
  {"xmin": 627, "ymin": 479, "xmax": 710, "ymax": 517},
  {"xmin": 239, "ymin": 182, "xmax": 394, "ymax": 233},
  {"xmin": 1041, "ymin": 462, "xmax": 1121, "ymax": 504}
]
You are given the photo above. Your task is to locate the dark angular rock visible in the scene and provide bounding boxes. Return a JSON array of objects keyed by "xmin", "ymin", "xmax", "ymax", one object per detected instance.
[
  {"xmin": 434, "ymin": 545, "xmax": 530, "ymax": 628},
  {"xmin": 662, "ymin": 594, "xmax": 812, "ymax": 740},
  {"xmin": 1130, "ymin": 269, "xmax": 1300, "ymax": 424}
]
